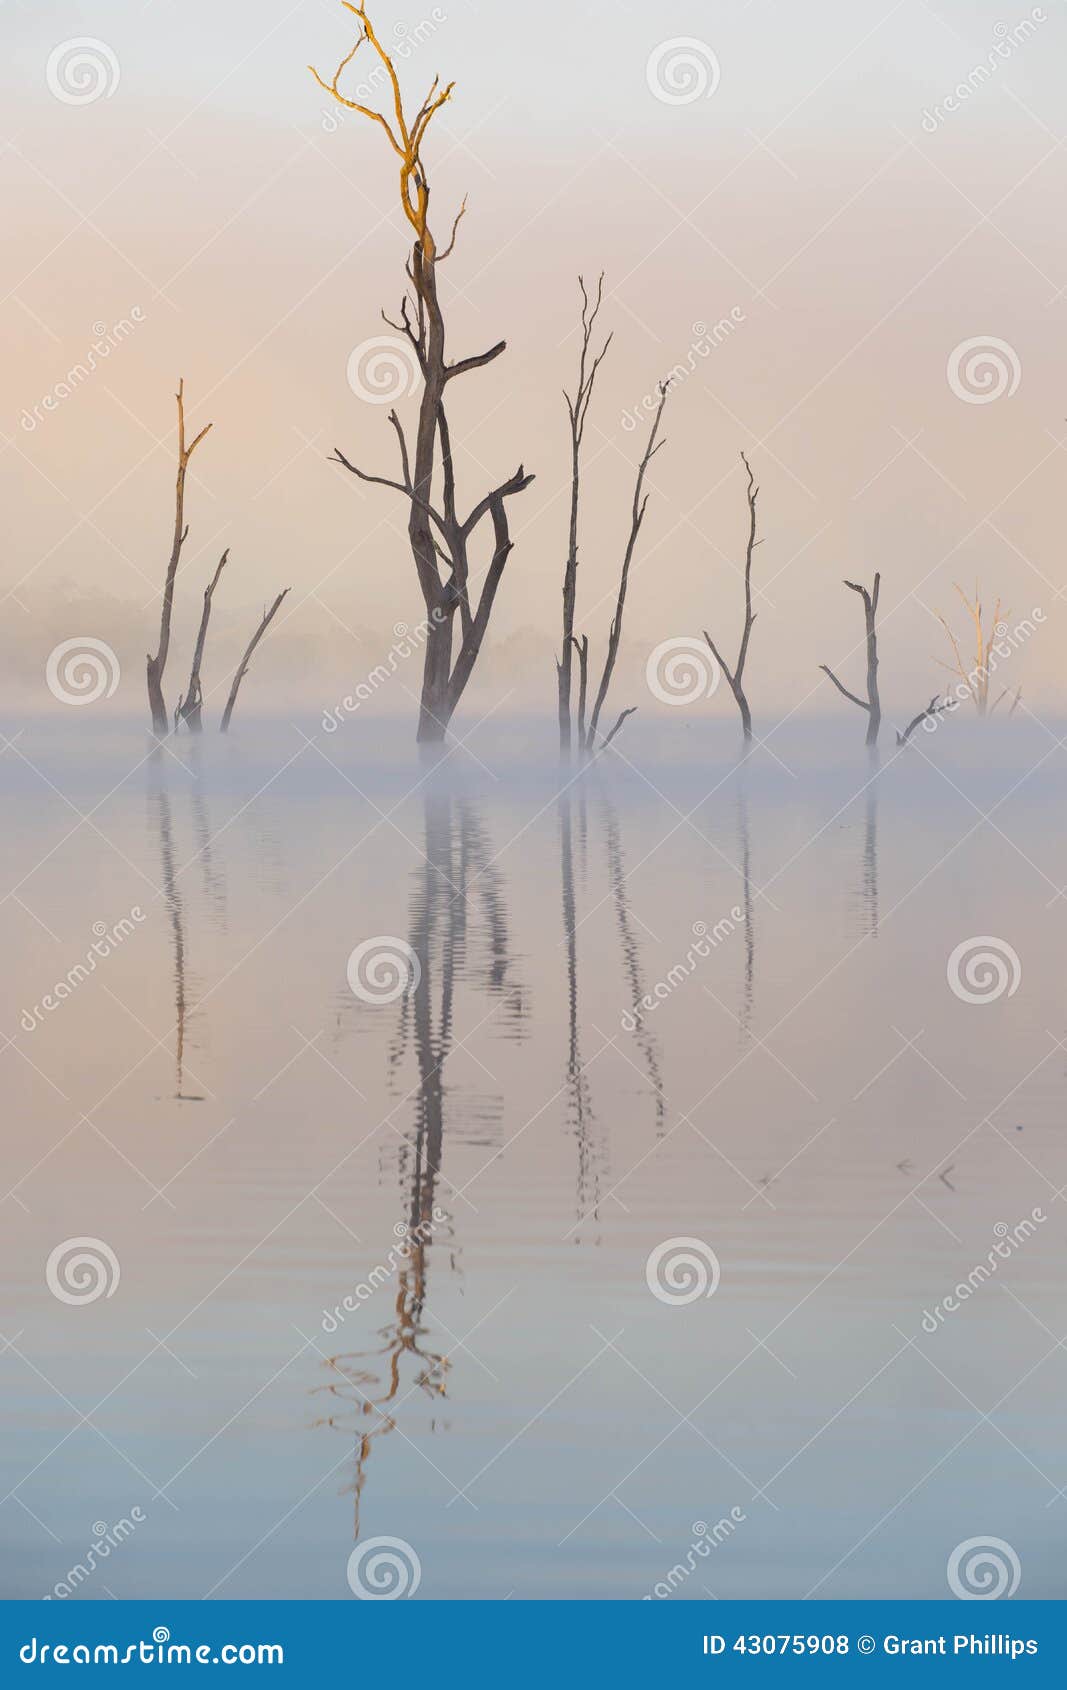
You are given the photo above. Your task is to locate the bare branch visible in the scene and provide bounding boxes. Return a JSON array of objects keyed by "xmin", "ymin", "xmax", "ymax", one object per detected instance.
[
  {"xmin": 586, "ymin": 381, "xmax": 670, "ymax": 748},
  {"xmin": 702, "ymin": 630, "xmax": 734, "ymax": 691},
  {"xmin": 438, "ymin": 195, "xmax": 468, "ymax": 261},
  {"xmin": 896, "ymin": 694, "xmax": 952, "ymax": 745},
  {"xmin": 329, "ymin": 446, "xmax": 448, "ymax": 539},
  {"xmin": 178, "ymin": 547, "xmax": 229, "ymax": 733},
  {"xmin": 220, "ymin": 589, "xmax": 291, "ymax": 734},
  {"xmin": 704, "ymin": 451, "xmax": 760, "ymax": 740},
  {"xmin": 558, "ymin": 274, "xmax": 615, "ymax": 756},
  {"xmin": 446, "ymin": 340, "xmax": 506, "ymax": 382},
  {"xmin": 819, "ymin": 664, "xmax": 869, "ymax": 711},
  {"xmin": 599, "ymin": 706, "xmax": 637, "ymax": 751}
]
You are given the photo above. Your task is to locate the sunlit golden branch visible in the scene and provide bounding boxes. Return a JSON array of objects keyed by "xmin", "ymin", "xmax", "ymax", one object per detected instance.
[{"xmin": 309, "ymin": 2, "xmax": 455, "ymax": 247}]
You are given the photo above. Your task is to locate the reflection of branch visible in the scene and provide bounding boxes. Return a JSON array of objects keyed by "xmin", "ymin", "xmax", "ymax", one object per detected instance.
[
  {"xmin": 603, "ymin": 797, "xmax": 666, "ymax": 1132},
  {"xmin": 313, "ymin": 1262, "xmax": 448, "ymax": 1539},
  {"xmin": 153, "ymin": 789, "xmax": 204, "ymax": 1102},
  {"xmin": 318, "ymin": 793, "xmax": 526, "ymax": 1536},
  {"xmin": 559, "ymin": 792, "xmax": 602, "ymax": 1235}
]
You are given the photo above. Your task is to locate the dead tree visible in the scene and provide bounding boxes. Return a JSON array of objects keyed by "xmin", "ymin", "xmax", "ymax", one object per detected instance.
[
  {"xmin": 146, "ymin": 380, "xmax": 212, "ymax": 734},
  {"xmin": 557, "ymin": 275, "xmax": 611, "ymax": 759},
  {"xmin": 896, "ymin": 694, "xmax": 952, "ymax": 745},
  {"xmin": 819, "ymin": 572, "xmax": 882, "ymax": 746},
  {"xmin": 177, "ymin": 550, "xmax": 228, "ymax": 733},
  {"xmin": 311, "ymin": 3, "xmax": 533, "ymax": 747},
  {"xmin": 219, "ymin": 590, "xmax": 290, "ymax": 734},
  {"xmin": 936, "ymin": 583, "xmax": 1008, "ymax": 716},
  {"xmin": 703, "ymin": 452, "xmax": 760, "ymax": 742},
  {"xmin": 575, "ymin": 383, "xmax": 669, "ymax": 757}
]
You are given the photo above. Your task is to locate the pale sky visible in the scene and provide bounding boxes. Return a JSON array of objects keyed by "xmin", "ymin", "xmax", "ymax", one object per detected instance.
[{"xmin": 3, "ymin": 0, "xmax": 1065, "ymax": 719}]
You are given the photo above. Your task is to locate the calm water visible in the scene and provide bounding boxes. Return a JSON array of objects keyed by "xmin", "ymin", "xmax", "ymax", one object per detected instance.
[{"xmin": 1, "ymin": 718, "xmax": 1064, "ymax": 1600}]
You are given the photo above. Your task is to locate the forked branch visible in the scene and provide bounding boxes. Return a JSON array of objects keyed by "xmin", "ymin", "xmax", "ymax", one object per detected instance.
[{"xmin": 146, "ymin": 379, "xmax": 212, "ymax": 734}]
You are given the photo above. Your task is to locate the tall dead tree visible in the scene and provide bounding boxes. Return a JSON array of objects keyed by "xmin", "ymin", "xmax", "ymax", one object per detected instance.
[
  {"xmin": 146, "ymin": 379, "xmax": 212, "ymax": 734},
  {"xmin": 219, "ymin": 590, "xmax": 290, "ymax": 734},
  {"xmin": 578, "ymin": 385, "xmax": 669, "ymax": 756},
  {"xmin": 936, "ymin": 583, "xmax": 1008, "ymax": 716},
  {"xmin": 557, "ymin": 275, "xmax": 611, "ymax": 759},
  {"xmin": 703, "ymin": 452, "xmax": 760, "ymax": 742},
  {"xmin": 311, "ymin": 3, "xmax": 533, "ymax": 747},
  {"xmin": 819, "ymin": 572, "xmax": 882, "ymax": 746},
  {"xmin": 177, "ymin": 549, "xmax": 228, "ymax": 733}
]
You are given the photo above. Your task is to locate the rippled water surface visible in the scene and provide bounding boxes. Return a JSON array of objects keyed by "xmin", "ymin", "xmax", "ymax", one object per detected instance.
[{"xmin": 1, "ymin": 719, "xmax": 1064, "ymax": 1600}]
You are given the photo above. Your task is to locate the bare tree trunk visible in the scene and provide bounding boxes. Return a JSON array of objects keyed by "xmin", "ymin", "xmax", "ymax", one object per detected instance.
[
  {"xmin": 819, "ymin": 572, "xmax": 882, "ymax": 745},
  {"xmin": 572, "ymin": 634, "xmax": 589, "ymax": 750},
  {"xmin": 219, "ymin": 589, "xmax": 290, "ymax": 734},
  {"xmin": 862, "ymin": 574, "xmax": 882, "ymax": 745},
  {"xmin": 704, "ymin": 452, "xmax": 760, "ymax": 744},
  {"xmin": 583, "ymin": 382, "xmax": 669, "ymax": 754},
  {"xmin": 178, "ymin": 549, "xmax": 228, "ymax": 733},
  {"xmin": 146, "ymin": 379, "xmax": 212, "ymax": 735},
  {"xmin": 312, "ymin": 9, "xmax": 532, "ymax": 750},
  {"xmin": 558, "ymin": 276, "xmax": 611, "ymax": 759},
  {"xmin": 417, "ymin": 611, "xmax": 453, "ymax": 745}
]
